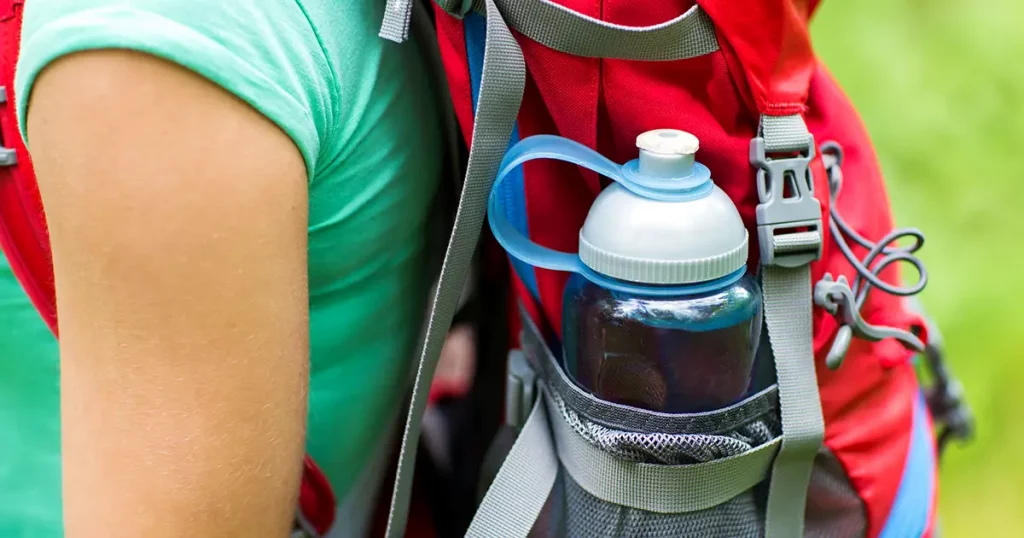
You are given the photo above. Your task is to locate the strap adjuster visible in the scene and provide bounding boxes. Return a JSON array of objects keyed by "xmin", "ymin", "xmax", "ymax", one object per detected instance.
[
  {"xmin": 750, "ymin": 136, "xmax": 822, "ymax": 268},
  {"xmin": 0, "ymin": 147, "xmax": 15, "ymax": 167},
  {"xmin": 0, "ymin": 87, "xmax": 16, "ymax": 167}
]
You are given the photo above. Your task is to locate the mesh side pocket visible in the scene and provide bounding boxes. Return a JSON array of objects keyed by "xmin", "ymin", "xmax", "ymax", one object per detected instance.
[
  {"xmin": 531, "ymin": 389, "xmax": 780, "ymax": 538},
  {"xmin": 556, "ymin": 392, "xmax": 779, "ymax": 465},
  {"xmin": 526, "ymin": 470, "xmax": 762, "ymax": 538},
  {"xmin": 515, "ymin": 307, "xmax": 785, "ymax": 538},
  {"xmin": 561, "ymin": 472, "xmax": 762, "ymax": 538},
  {"xmin": 510, "ymin": 307, "xmax": 866, "ymax": 538}
]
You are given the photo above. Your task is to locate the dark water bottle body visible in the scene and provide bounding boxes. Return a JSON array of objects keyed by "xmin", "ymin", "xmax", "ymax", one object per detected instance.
[{"xmin": 562, "ymin": 273, "xmax": 763, "ymax": 413}]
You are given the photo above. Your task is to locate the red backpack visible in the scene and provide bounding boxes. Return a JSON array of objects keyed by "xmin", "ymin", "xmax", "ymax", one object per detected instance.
[
  {"xmin": 2, "ymin": 0, "xmax": 973, "ymax": 536},
  {"xmin": 372, "ymin": 0, "xmax": 971, "ymax": 536}
]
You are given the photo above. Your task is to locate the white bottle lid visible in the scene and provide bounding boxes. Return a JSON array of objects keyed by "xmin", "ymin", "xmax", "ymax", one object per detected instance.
[{"xmin": 578, "ymin": 130, "xmax": 749, "ymax": 285}]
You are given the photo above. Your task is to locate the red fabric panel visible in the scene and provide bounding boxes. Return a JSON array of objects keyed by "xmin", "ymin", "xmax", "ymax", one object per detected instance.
[
  {"xmin": 698, "ymin": 0, "xmax": 817, "ymax": 115},
  {"xmin": 513, "ymin": 20, "xmax": 601, "ymax": 331},
  {"xmin": 299, "ymin": 456, "xmax": 337, "ymax": 535},
  {"xmin": 817, "ymin": 338, "xmax": 916, "ymax": 537},
  {"xmin": 435, "ymin": 9, "xmax": 475, "ymax": 144},
  {"xmin": 0, "ymin": 0, "xmax": 57, "ymax": 334},
  {"xmin": 806, "ymin": 64, "xmax": 927, "ymax": 537}
]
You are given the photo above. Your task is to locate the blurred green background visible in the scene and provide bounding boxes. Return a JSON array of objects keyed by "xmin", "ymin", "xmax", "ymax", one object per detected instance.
[{"xmin": 812, "ymin": 1, "xmax": 1023, "ymax": 535}]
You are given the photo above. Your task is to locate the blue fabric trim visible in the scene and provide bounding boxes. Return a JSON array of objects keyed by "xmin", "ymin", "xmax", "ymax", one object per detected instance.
[
  {"xmin": 879, "ymin": 394, "xmax": 936, "ymax": 538},
  {"xmin": 463, "ymin": 12, "xmax": 539, "ymax": 301}
]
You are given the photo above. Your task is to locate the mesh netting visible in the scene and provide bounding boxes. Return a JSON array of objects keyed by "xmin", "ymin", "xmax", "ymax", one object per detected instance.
[
  {"xmin": 520, "ymin": 395, "xmax": 870, "ymax": 538},
  {"xmin": 525, "ymin": 391, "xmax": 781, "ymax": 537},
  {"xmin": 552, "ymin": 390, "xmax": 780, "ymax": 465},
  {"xmin": 562, "ymin": 473, "xmax": 762, "ymax": 538},
  {"xmin": 527, "ymin": 469, "xmax": 764, "ymax": 538}
]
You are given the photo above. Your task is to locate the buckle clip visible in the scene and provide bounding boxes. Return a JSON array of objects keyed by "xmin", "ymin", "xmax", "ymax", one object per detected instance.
[{"xmin": 750, "ymin": 136, "xmax": 822, "ymax": 268}]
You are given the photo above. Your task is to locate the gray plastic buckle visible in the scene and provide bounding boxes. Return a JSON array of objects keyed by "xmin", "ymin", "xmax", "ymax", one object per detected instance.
[
  {"xmin": 813, "ymin": 274, "xmax": 925, "ymax": 369},
  {"xmin": 0, "ymin": 148, "xmax": 15, "ymax": 167},
  {"xmin": 505, "ymin": 349, "xmax": 537, "ymax": 429},
  {"xmin": 750, "ymin": 136, "xmax": 822, "ymax": 268},
  {"xmin": 0, "ymin": 87, "xmax": 15, "ymax": 168}
]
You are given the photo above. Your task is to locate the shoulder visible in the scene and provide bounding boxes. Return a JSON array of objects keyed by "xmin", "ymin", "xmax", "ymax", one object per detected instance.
[{"xmin": 16, "ymin": 0, "xmax": 338, "ymax": 179}]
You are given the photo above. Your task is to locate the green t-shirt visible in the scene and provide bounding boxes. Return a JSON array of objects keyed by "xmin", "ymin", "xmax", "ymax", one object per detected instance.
[{"xmin": 3, "ymin": 0, "xmax": 442, "ymax": 534}]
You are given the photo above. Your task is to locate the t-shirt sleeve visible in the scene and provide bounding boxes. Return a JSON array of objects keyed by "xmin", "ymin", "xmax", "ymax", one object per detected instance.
[{"xmin": 14, "ymin": 0, "xmax": 336, "ymax": 179}]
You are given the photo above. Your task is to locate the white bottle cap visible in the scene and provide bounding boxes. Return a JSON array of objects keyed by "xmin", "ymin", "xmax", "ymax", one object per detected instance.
[
  {"xmin": 636, "ymin": 129, "xmax": 699, "ymax": 155},
  {"xmin": 636, "ymin": 129, "xmax": 699, "ymax": 178},
  {"xmin": 577, "ymin": 129, "xmax": 748, "ymax": 285}
]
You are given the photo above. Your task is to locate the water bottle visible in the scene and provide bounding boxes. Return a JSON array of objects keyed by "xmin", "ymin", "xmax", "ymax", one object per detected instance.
[{"xmin": 488, "ymin": 129, "xmax": 762, "ymax": 414}]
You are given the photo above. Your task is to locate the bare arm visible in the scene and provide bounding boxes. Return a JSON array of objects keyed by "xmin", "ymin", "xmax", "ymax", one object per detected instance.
[{"xmin": 27, "ymin": 50, "xmax": 310, "ymax": 537}]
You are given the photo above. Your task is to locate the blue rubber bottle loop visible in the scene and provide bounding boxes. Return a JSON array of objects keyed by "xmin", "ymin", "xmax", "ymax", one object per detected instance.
[{"xmin": 487, "ymin": 135, "xmax": 726, "ymax": 295}]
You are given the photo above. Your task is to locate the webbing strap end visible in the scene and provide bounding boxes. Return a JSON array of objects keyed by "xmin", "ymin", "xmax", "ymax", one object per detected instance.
[{"xmin": 379, "ymin": 0, "xmax": 414, "ymax": 43}]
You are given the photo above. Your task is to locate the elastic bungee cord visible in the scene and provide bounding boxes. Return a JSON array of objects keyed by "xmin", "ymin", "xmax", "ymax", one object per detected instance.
[{"xmin": 815, "ymin": 141, "xmax": 928, "ymax": 368}]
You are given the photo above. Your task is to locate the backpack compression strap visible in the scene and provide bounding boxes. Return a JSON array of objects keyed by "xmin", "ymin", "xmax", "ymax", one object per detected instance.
[
  {"xmin": 382, "ymin": 0, "xmax": 525, "ymax": 535},
  {"xmin": 751, "ymin": 113, "xmax": 826, "ymax": 538}
]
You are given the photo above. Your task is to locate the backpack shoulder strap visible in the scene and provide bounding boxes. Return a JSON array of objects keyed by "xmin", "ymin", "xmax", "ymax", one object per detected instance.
[
  {"xmin": 383, "ymin": 0, "xmax": 525, "ymax": 535},
  {"xmin": 0, "ymin": 0, "xmax": 59, "ymax": 335}
]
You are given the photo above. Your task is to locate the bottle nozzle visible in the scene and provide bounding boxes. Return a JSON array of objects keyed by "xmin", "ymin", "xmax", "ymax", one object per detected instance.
[{"xmin": 636, "ymin": 129, "xmax": 698, "ymax": 178}]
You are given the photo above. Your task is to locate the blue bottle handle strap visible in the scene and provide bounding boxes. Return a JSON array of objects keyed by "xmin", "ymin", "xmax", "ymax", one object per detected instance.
[{"xmin": 487, "ymin": 135, "xmax": 626, "ymax": 274}]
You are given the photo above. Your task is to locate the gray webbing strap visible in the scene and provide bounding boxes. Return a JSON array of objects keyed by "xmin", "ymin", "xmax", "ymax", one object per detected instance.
[
  {"xmin": 548, "ymin": 394, "xmax": 781, "ymax": 514},
  {"xmin": 381, "ymin": 0, "xmax": 472, "ymax": 42},
  {"xmin": 379, "ymin": 0, "xmax": 415, "ymax": 42},
  {"xmin": 762, "ymin": 265, "xmax": 822, "ymax": 538},
  {"xmin": 465, "ymin": 391, "xmax": 558, "ymax": 538},
  {"xmin": 760, "ymin": 114, "xmax": 813, "ymax": 154},
  {"xmin": 383, "ymin": 0, "xmax": 719, "ymax": 63},
  {"xmin": 753, "ymin": 114, "xmax": 825, "ymax": 538},
  {"xmin": 383, "ymin": 0, "xmax": 526, "ymax": 536},
  {"xmin": 774, "ymin": 231, "xmax": 823, "ymax": 255},
  {"xmin": 488, "ymin": 1, "xmax": 718, "ymax": 61}
]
